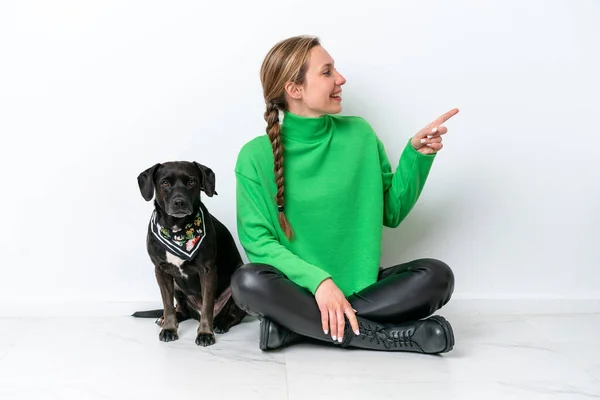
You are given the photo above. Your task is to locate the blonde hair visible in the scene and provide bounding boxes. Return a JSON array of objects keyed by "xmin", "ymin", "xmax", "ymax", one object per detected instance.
[{"xmin": 260, "ymin": 35, "xmax": 320, "ymax": 240}]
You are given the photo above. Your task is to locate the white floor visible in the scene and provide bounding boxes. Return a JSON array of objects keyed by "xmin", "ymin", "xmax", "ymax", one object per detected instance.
[{"xmin": 1, "ymin": 310, "xmax": 599, "ymax": 399}]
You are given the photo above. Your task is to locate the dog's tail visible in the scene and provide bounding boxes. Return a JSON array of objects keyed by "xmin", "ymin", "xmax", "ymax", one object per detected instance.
[{"xmin": 131, "ymin": 309, "xmax": 163, "ymax": 318}]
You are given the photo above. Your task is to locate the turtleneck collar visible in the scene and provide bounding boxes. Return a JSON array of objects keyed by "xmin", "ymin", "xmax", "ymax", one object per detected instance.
[{"xmin": 281, "ymin": 110, "xmax": 332, "ymax": 143}]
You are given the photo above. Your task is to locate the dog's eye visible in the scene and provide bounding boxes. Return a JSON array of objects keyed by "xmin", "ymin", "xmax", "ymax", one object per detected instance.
[
  {"xmin": 188, "ymin": 179, "xmax": 196, "ymax": 187},
  {"xmin": 160, "ymin": 180, "xmax": 170, "ymax": 188}
]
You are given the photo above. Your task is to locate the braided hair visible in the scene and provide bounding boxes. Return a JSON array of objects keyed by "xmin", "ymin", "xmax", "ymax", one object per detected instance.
[{"xmin": 259, "ymin": 35, "xmax": 320, "ymax": 239}]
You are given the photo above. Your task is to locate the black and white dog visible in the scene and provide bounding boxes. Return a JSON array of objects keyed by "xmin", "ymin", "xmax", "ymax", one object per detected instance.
[{"xmin": 132, "ymin": 161, "xmax": 246, "ymax": 346}]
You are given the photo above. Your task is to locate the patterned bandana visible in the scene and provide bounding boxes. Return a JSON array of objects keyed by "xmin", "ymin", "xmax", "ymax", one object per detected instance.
[{"xmin": 150, "ymin": 207, "xmax": 206, "ymax": 261}]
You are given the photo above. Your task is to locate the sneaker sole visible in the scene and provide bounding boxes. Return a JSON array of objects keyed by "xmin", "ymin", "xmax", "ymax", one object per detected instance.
[{"xmin": 429, "ymin": 315, "xmax": 455, "ymax": 353}]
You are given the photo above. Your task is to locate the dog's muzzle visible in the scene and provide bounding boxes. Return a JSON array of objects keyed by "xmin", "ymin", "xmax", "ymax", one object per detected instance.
[{"xmin": 167, "ymin": 197, "xmax": 193, "ymax": 218}]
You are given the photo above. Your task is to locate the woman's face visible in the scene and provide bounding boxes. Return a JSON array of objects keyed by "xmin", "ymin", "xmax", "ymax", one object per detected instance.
[{"xmin": 286, "ymin": 45, "xmax": 346, "ymax": 117}]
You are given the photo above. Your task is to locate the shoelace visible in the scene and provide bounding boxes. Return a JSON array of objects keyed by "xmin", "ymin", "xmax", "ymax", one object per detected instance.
[{"xmin": 358, "ymin": 322, "xmax": 414, "ymax": 349}]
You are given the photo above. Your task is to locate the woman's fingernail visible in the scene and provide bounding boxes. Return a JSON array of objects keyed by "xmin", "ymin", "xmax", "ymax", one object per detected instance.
[
  {"xmin": 324, "ymin": 329, "xmax": 328, "ymax": 335},
  {"xmin": 432, "ymin": 127, "xmax": 438, "ymax": 133},
  {"xmin": 355, "ymin": 330, "xmax": 360, "ymax": 335},
  {"xmin": 332, "ymin": 335, "xmax": 337, "ymax": 341},
  {"xmin": 338, "ymin": 336, "xmax": 343, "ymax": 343},
  {"xmin": 426, "ymin": 144, "xmax": 433, "ymax": 147},
  {"xmin": 427, "ymin": 135, "xmax": 433, "ymax": 139},
  {"xmin": 420, "ymin": 138, "xmax": 426, "ymax": 144}
]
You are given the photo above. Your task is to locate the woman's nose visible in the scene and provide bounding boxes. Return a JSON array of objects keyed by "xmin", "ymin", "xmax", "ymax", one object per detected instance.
[{"xmin": 336, "ymin": 70, "xmax": 346, "ymax": 85}]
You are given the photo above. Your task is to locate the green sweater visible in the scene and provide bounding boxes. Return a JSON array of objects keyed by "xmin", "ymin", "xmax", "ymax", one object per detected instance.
[{"xmin": 234, "ymin": 111, "xmax": 436, "ymax": 296}]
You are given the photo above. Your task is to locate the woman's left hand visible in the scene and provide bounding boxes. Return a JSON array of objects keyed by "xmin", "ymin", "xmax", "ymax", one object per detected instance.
[{"xmin": 410, "ymin": 108, "xmax": 459, "ymax": 155}]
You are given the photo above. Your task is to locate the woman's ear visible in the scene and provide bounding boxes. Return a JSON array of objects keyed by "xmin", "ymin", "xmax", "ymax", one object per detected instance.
[{"xmin": 284, "ymin": 81, "xmax": 303, "ymax": 100}]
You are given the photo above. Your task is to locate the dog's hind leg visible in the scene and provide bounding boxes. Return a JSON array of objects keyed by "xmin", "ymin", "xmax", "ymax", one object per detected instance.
[{"xmin": 214, "ymin": 296, "xmax": 247, "ymax": 334}]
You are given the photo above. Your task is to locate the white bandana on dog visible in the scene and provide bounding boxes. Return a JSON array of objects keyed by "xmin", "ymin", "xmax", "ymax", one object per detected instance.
[{"xmin": 150, "ymin": 207, "xmax": 206, "ymax": 261}]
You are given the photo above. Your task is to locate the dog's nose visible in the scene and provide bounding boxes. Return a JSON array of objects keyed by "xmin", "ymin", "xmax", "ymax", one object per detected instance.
[{"xmin": 173, "ymin": 198, "xmax": 185, "ymax": 208}]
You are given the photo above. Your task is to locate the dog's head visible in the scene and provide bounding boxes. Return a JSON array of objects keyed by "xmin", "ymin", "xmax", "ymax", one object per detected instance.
[{"xmin": 137, "ymin": 161, "xmax": 216, "ymax": 217}]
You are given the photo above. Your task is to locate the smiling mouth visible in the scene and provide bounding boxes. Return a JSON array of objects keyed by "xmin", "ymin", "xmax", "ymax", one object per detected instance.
[{"xmin": 330, "ymin": 92, "xmax": 342, "ymax": 99}]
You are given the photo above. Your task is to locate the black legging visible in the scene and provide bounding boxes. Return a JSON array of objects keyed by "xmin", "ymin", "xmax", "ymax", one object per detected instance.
[{"xmin": 230, "ymin": 258, "xmax": 454, "ymax": 345}]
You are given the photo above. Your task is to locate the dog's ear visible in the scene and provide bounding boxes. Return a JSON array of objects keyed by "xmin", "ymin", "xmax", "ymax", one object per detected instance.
[
  {"xmin": 194, "ymin": 162, "xmax": 217, "ymax": 197},
  {"xmin": 137, "ymin": 163, "xmax": 161, "ymax": 201}
]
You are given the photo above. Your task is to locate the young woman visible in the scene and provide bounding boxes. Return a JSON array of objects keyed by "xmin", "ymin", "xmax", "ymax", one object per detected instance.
[{"xmin": 231, "ymin": 35, "xmax": 459, "ymax": 354}]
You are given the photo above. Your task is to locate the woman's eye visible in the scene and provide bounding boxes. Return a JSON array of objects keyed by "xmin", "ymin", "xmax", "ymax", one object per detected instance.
[{"xmin": 323, "ymin": 70, "xmax": 331, "ymax": 76}]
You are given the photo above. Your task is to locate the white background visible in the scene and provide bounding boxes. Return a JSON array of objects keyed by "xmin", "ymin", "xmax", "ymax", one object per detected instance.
[{"xmin": 1, "ymin": 0, "xmax": 598, "ymax": 315}]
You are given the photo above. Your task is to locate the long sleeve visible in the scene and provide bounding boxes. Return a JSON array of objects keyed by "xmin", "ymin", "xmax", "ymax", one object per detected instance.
[
  {"xmin": 235, "ymin": 171, "xmax": 332, "ymax": 294},
  {"xmin": 379, "ymin": 138, "xmax": 436, "ymax": 228}
]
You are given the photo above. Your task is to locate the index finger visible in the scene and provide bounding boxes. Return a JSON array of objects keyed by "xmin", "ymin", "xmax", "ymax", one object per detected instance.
[{"xmin": 433, "ymin": 108, "xmax": 459, "ymax": 126}]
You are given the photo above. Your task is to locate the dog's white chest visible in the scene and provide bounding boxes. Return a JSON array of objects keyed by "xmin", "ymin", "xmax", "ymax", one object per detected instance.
[{"xmin": 166, "ymin": 252, "xmax": 187, "ymax": 277}]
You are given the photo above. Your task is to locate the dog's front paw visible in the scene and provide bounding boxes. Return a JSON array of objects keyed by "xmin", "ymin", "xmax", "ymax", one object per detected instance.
[
  {"xmin": 159, "ymin": 328, "xmax": 178, "ymax": 342},
  {"xmin": 195, "ymin": 332, "xmax": 216, "ymax": 347}
]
